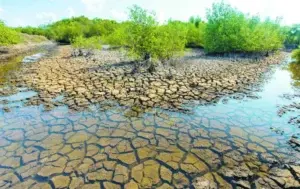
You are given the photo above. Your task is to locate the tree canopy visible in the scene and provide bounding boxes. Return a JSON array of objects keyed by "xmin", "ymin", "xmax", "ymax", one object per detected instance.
[
  {"xmin": 204, "ymin": 2, "xmax": 285, "ymax": 53},
  {"xmin": 0, "ymin": 21, "xmax": 21, "ymax": 46},
  {"xmin": 8, "ymin": 2, "xmax": 298, "ymax": 59}
]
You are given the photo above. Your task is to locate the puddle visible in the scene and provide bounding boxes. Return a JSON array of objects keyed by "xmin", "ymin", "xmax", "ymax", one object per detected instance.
[
  {"xmin": 0, "ymin": 43, "xmax": 57, "ymax": 84},
  {"xmin": 22, "ymin": 53, "xmax": 46, "ymax": 63}
]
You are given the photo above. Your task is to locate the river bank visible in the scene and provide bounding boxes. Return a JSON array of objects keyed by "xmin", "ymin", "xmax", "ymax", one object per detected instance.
[{"xmin": 0, "ymin": 34, "xmax": 55, "ymax": 61}]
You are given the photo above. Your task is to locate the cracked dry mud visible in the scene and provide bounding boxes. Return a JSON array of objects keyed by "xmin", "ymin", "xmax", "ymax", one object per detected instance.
[
  {"xmin": 0, "ymin": 105, "xmax": 299, "ymax": 189},
  {"xmin": 0, "ymin": 47, "xmax": 299, "ymax": 188},
  {"xmin": 2, "ymin": 47, "xmax": 288, "ymax": 111}
]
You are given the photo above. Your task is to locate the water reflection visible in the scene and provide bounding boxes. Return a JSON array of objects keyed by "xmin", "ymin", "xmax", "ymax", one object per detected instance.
[
  {"xmin": 289, "ymin": 62, "xmax": 300, "ymax": 87},
  {"xmin": 0, "ymin": 56, "xmax": 23, "ymax": 84}
]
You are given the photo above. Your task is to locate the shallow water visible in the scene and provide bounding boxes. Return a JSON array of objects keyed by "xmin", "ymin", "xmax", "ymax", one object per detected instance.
[
  {"xmin": 0, "ymin": 57, "xmax": 299, "ymax": 188},
  {"xmin": 0, "ymin": 44, "xmax": 56, "ymax": 84}
]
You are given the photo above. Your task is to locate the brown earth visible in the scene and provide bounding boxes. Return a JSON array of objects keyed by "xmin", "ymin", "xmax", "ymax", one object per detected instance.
[{"xmin": 3, "ymin": 46, "xmax": 288, "ymax": 112}]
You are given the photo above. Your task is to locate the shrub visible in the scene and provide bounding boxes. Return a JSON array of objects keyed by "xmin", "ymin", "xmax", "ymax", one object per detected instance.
[
  {"xmin": 284, "ymin": 24, "xmax": 300, "ymax": 47},
  {"xmin": 151, "ymin": 22, "xmax": 187, "ymax": 60},
  {"xmin": 125, "ymin": 5, "xmax": 187, "ymax": 62},
  {"xmin": 15, "ymin": 26, "xmax": 48, "ymax": 36},
  {"xmin": 87, "ymin": 19, "xmax": 118, "ymax": 37},
  {"xmin": 124, "ymin": 5, "xmax": 158, "ymax": 60},
  {"xmin": 186, "ymin": 22, "xmax": 206, "ymax": 47},
  {"xmin": 71, "ymin": 36, "xmax": 102, "ymax": 50},
  {"xmin": 292, "ymin": 48, "xmax": 300, "ymax": 63},
  {"xmin": 51, "ymin": 21, "xmax": 87, "ymax": 43},
  {"xmin": 0, "ymin": 21, "xmax": 21, "ymax": 46},
  {"xmin": 204, "ymin": 2, "xmax": 284, "ymax": 53},
  {"xmin": 14, "ymin": 17, "xmax": 119, "ymax": 44},
  {"xmin": 102, "ymin": 22, "xmax": 130, "ymax": 46}
]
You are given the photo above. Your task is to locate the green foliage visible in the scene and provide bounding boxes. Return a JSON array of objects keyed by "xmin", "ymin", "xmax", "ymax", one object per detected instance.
[
  {"xmin": 49, "ymin": 17, "xmax": 90, "ymax": 43},
  {"xmin": 102, "ymin": 22, "xmax": 130, "ymax": 46},
  {"xmin": 189, "ymin": 16, "xmax": 202, "ymax": 28},
  {"xmin": 204, "ymin": 2, "xmax": 284, "ymax": 53},
  {"xmin": 71, "ymin": 36, "xmax": 102, "ymax": 50},
  {"xmin": 16, "ymin": 16, "xmax": 118, "ymax": 44},
  {"xmin": 288, "ymin": 62, "xmax": 300, "ymax": 86},
  {"xmin": 10, "ymin": 2, "xmax": 290, "ymax": 57},
  {"xmin": 0, "ymin": 21, "xmax": 21, "ymax": 46},
  {"xmin": 124, "ymin": 5, "xmax": 158, "ymax": 60},
  {"xmin": 151, "ymin": 22, "xmax": 187, "ymax": 60},
  {"xmin": 123, "ymin": 5, "xmax": 187, "ymax": 61},
  {"xmin": 292, "ymin": 48, "xmax": 300, "ymax": 63},
  {"xmin": 87, "ymin": 19, "xmax": 118, "ymax": 37},
  {"xmin": 284, "ymin": 24, "xmax": 300, "ymax": 46},
  {"xmin": 186, "ymin": 21, "xmax": 206, "ymax": 47},
  {"xmin": 15, "ymin": 26, "xmax": 48, "ymax": 36}
]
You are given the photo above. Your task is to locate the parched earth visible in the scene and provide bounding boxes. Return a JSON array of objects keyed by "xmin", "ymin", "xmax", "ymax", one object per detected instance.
[
  {"xmin": 0, "ymin": 104, "xmax": 299, "ymax": 189},
  {"xmin": 0, "ymin": 47, "xmax": 299, "ymax": 189},
  {"xmin": 2, "ymin": 46, "xmax": 288, "ymax": 111}
]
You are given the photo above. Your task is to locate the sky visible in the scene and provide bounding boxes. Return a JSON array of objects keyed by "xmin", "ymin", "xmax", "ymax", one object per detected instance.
[{"xmin": 0, "ymin": 0, "xmax": 299, "ymax": 27}]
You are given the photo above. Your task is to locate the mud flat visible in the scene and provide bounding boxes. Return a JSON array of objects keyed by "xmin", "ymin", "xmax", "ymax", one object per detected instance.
[
  {"xmin": 4, "ymin": 46, "xmax": 289, "ymax": 111},
  {"xmin": 0, "ymin": 47, "xmax": 299, "ymax": 189}
]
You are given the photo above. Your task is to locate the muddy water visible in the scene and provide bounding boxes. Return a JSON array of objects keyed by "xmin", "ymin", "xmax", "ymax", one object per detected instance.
[
  {"xmin": 0, "ymin": 56, "xmax": 299, "ymax": 188},
  {"xmin": 0, "ymin": 44, "xmax": 57, "ymax": 84}
]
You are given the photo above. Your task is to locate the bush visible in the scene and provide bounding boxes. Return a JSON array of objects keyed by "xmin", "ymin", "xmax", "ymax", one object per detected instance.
[
  {"xmin": 71, "ymin": 36, "xmax": 102, "ymax": 50},
  {"xmin": 292, "ymin": 48, "xmax": 300, "ymax": 63},
  {"xmin": 0, "ymin": 21, "xmax": 21, "ymax": 46},
  {"xmin": 102, "ymin": 22, "xmax": 129, "ymax": 46},
  {"xmin": 284, "ymin": 24, "xmax": 300, "ymax": 47},
  {"xmin": 15, "ymin": 26, "xmax": 48, "ymax": 36},
  {"xmin": 124, "ymin": 5, "xmax": 187, "ymax": 61},
  {"xmin": 50, "ymin": 19, "xmax": 88, "ymax": 43},
  {"xmin": 151, "ymin": 22, "xmax": 187, "ymax": 60},
  {"xmin": 87, "ymin": 19, "xmax": 118, "ymax": 37},
  {"xmin": 186, "ymin": 22, "xmax": 206, "ymax": 47},
  {"xmin": 38, "ymin": 16, "xmax": 117, "ymax": 43},
  {"xmin": 204, "ymin": 2, "xmax": 284, "ymax": 53},
  {"xmin": 124, "ymin": 5, "xmax": 158, "ymax": 60}
]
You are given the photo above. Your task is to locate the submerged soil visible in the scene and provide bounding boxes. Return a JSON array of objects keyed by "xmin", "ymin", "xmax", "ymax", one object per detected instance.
[{"xmin": 0, "ymin": 46, "xmax": 299, "ymax": 189}]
